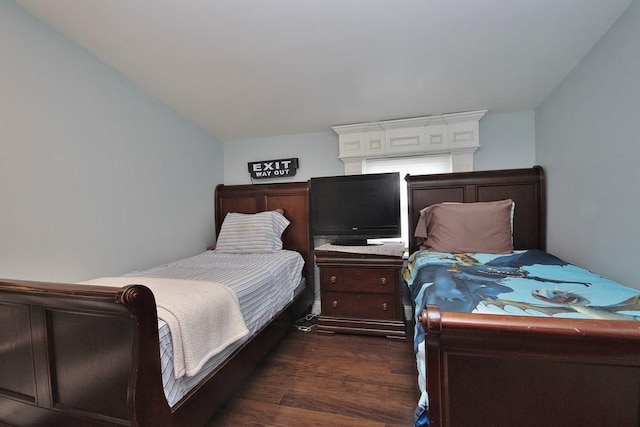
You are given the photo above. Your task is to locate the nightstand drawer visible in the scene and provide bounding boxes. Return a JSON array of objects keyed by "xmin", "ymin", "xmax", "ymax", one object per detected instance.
[
  {"xmin": 320, "ymin": 267, "xmax": 398, "ymax": 294},
  {"xmin": 321, "ymin": 292, "xmax": 398, "ymax": 320}
]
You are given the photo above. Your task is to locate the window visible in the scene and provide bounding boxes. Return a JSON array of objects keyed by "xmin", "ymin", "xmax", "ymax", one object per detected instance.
[{"xmin": 363, "ymin": 155, "xmax": 452, "ymax": 246}]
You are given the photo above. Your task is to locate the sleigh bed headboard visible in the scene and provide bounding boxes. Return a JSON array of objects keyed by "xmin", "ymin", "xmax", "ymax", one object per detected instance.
[
  {"xmin": 406, "ymin": 166, "xmax": 546, "ymax": 255},
  {"xmin": 214, "ymin": 181, "xmax": 313, "ymax": 302}
]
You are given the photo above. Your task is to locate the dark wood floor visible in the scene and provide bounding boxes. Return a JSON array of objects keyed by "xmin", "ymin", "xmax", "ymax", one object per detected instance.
[{"xmin": 207, "ymin": 329, "xmax": 418, "ymax": 426}]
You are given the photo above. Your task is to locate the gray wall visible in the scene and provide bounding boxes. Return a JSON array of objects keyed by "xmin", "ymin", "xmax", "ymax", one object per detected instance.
[
  {"xmin": 0, "ymin": 1, "xmax": 223, "ymax": 282},
  {"xmin": 223, "ymin": 131, "xmax": 344, "ymax": 184},
  {"xmin": 536, "ymin": 0, "xmax": 639, "ymax": 288},
  {"xmin": 476, "ymin": 110, "xmax": 536, "ymax": 171},
  {"xmin": 224, "ymin": 111, "xmax": 537, "ymax": 184}
]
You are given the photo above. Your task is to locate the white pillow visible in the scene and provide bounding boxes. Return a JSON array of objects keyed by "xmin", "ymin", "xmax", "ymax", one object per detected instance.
[{"xmin": 215, "ymin": 211, "xmax": 290, "ymax": 254}]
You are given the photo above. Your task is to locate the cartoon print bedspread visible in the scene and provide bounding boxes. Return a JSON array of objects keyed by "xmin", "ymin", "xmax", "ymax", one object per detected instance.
[{"xmin": 403, "ymin": 249, "xmax": 640, "ymax": 427}]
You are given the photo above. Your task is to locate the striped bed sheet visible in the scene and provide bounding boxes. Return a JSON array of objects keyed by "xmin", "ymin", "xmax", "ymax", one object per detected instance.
[{"xmin": 125, "ymin": 249, "xmax": 304, "ymax": 407}]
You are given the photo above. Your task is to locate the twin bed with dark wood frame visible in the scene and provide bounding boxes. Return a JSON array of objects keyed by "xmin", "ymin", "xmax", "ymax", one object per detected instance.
[
  {"xmin": 0, "ymin": 181, "xmax": 314, "ymax": 426},
  {"xmin": 406, "ymin": 166, "xmax": 640, "ymax": 427}
]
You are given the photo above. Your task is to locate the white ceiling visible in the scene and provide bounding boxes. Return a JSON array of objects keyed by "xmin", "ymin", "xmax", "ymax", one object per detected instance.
[{"xmin": 16, "ymin": 0, "xmax": 632, "ymax": 142}]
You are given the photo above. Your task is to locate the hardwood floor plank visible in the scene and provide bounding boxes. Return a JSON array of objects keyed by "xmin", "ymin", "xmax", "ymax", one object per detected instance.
[
  {"xmin": 213, "ymin": 398, "xmax": 387, "ymax": 427},
  {"xmin": 207, "ymin": 330, "xmax": 418, "ymax": 426},
  {"xmin": 279, "ymin": 387, "xmax": 413, "ymax": 424}
]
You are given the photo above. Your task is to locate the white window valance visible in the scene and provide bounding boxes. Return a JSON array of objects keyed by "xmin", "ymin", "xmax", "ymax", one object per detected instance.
[{"xmin": 332, "ymin": 110, "xmax": 487, "ymax": 174}]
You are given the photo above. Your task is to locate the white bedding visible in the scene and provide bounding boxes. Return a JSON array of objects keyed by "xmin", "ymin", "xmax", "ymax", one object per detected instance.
[
  {"xmin": 81, "ymin": 276, "xmax": 249, "ymax": 378},
  {"xmin": 124, "ymin": 249, "xmax": 304, "ymax": 407}
]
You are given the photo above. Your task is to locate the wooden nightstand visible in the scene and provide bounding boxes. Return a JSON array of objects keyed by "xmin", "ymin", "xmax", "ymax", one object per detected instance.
[{"xmin": 315, "ymin": 247, "xmax": 405, "ymax": 340}]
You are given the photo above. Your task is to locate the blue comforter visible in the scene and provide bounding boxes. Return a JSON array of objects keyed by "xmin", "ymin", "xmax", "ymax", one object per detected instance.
[{"xmin": 403, "ymin": 249, "xmax": 640, "ymax": 427}]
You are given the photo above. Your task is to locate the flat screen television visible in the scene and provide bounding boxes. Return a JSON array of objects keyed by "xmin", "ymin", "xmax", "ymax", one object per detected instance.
[{"xmin": 310, "ymin": 172, "xmax": 401, "ymax": 245}]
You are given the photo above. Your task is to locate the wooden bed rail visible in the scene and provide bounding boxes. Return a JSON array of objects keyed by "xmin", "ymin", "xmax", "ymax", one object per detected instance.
[
  {"xmin": 420, "ymin": 304, "xmax": 640, "ymax": 427},
  {"xmin": 421, "ymin": 305, "xmax": 640, "ymax": 353},
  {"xmin": 0, "ymin": 279, "xmax": 171, "ymax": 426}
]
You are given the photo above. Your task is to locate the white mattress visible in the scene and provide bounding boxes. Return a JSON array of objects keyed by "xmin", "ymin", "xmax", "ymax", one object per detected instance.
[{"xmin": 125, "ymin": 249, "xmax": 304, "ymax": 406}]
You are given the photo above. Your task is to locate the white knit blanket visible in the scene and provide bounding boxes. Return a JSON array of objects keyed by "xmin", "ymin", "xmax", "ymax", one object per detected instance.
[{"xmin": 80, "ymin": 276, "xmax": 249, "ymax": 379}]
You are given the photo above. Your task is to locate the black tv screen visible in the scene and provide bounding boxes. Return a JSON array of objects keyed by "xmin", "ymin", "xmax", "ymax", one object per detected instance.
[{"xmin": 310, "ymin": 172, "xmax": 401, "ymax": 245}]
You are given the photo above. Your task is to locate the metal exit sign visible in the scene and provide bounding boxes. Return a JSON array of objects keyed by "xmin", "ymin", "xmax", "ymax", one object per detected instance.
[{"xmin": 248, "ymin": 158, "xmax": 299, "ymax": 179}]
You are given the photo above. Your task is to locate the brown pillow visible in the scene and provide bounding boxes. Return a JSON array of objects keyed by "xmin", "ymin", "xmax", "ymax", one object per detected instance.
[{"xmin": 416, "ymin": 200, "xmax": 514, "ymax": 253}]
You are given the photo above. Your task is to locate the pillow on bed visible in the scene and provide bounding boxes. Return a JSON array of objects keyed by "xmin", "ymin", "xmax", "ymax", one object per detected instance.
[
  {"xmin": 215, "ymin": 210, "xmax": 290, "ymax": 253},
  {"xmin": 415, "ymin": 199, "xmax": 514, "ymax": 253}
]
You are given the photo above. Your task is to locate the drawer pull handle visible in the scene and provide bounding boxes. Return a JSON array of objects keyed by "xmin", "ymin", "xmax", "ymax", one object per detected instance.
[
  {"xmin": 330, "ymin": 275, "xmax": 337, "ymax": 284},
  {"xmin": 332, "ymin": 300, "xmax": 338, "ymax": 308},
  {"xmin": 382, "ymin": 303, "xmax": 388, "ymax": 311},
  {"xmin": 380, "ymin": 277, "xmax": 387, "ymax": 285}
]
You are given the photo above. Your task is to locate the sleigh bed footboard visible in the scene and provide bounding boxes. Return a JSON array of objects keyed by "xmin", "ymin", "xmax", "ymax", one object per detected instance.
[
  {"xmin": 0, "ymin": 280, "xmax": 169, "ymax": 426},
  {"xmin": 421, "ymin": 304, "xmax": 640, "ymax": 427}
]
